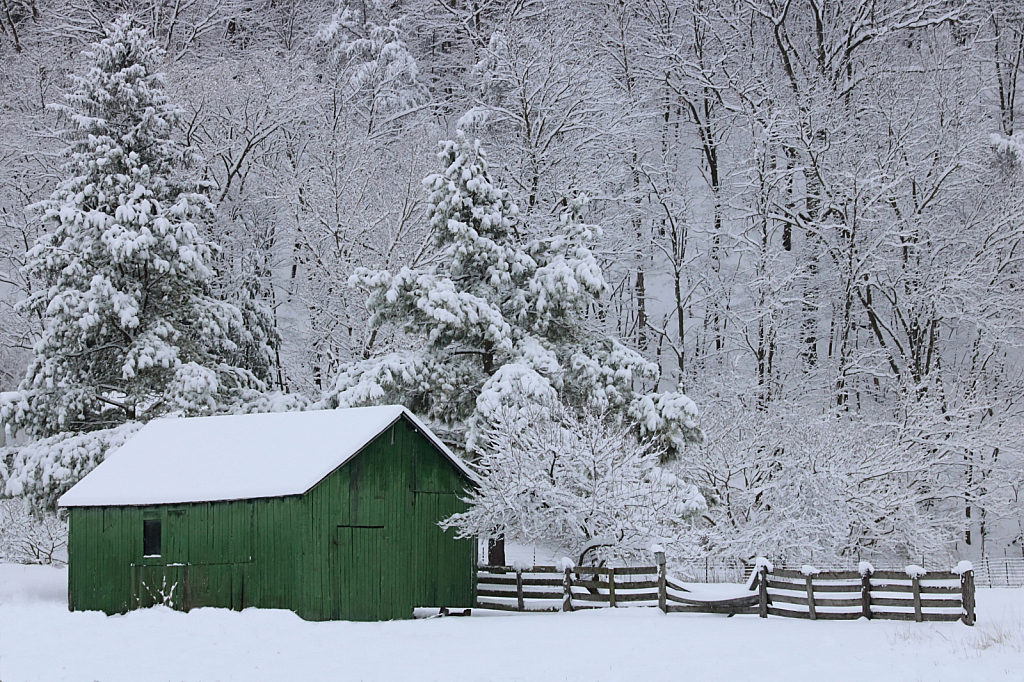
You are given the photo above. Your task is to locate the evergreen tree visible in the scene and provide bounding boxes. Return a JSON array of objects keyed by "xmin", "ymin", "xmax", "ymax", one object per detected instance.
[
  {"xmin": 3, "ymin": 15, "xmax": 271, "ymax": 439},
  {"xmin": 324, "ymin": 132, "xmax": 702, "ymax": 456}
]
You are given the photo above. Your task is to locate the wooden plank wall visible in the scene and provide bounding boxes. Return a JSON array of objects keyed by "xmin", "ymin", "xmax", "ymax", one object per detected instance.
[
  {"xmin": 67, "ymin": 416, "xmax": 477, "ymax": 621},
  {"xmin": 302, "ymin": 418, "xmax": 476, "ymax": 620}
]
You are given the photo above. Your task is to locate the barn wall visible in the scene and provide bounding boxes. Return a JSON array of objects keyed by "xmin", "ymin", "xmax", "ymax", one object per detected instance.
[
  {"xmin": 69, "ymin": 500, "xmax": 261, "ymax": 613},
  {"xmin": 302, "ymin": 416, "xmax": 477, "ymax": 621},
  {"xmin": 66, "ymin": 415, "xmax": 475, "ymax": 620},
  {"xmin": 68, "ymin": 507, "xmax": 133, "ymax": 613}
]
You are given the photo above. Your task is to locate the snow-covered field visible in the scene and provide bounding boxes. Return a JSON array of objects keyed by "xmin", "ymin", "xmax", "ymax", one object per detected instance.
[{"xmin": 1, "ymin": 564, "xmax": 1021, "ymax": 682}]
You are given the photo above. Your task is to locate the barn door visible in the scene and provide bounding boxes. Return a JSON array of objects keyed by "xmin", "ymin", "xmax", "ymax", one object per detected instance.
[
  {"xmin": 334, "ymin": 525, "xmax": 385, "ymax": 621},
  {"xmin": 412, "ymin": 492, "xmax": 471, "ymax": 608}
]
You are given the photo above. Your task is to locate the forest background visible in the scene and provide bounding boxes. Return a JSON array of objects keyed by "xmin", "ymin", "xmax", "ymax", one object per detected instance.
[{"xmin": 1, "ymin": 0, "xmax": 1023, "ymax": 565}]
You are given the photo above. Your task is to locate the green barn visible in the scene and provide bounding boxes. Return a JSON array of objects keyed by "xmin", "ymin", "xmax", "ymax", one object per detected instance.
[{"xmin": 58, "ymin": 405, "xmax": 478, "ymax": 621}]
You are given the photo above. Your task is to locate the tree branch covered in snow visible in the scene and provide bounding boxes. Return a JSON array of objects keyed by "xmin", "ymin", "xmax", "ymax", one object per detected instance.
[
  {"xmin": 324, "ymin": 133, "xmax": 702, "ymax": 455},
  {"xmin": 1, "ymin": 422, "xmax": 140, "ymax": 510},
  {"xmin": 443, "ymin": 405, "xmax": 706, "ymax": 566},
  {"xmin": 0, "ymin": 499, "xmax": 67, "ymax": 565}
]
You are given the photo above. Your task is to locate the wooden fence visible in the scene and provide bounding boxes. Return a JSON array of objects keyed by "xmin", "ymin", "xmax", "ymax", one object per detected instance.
[
  {"xmin": 476, "ymin": 562, "xmax": 976, "ymax": 626},
  {"xmin": 477, "ymin": 562, "xmax": 759, "ymax": 615},
  {"xmin": 756, "ymin": 565, "xmax": 976, "ymax": 625}
]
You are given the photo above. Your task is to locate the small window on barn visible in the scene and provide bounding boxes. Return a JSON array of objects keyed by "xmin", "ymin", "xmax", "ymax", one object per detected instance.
[{"xmin": 143, "ymin": 519, "xmax": 162, "ymax": 557}]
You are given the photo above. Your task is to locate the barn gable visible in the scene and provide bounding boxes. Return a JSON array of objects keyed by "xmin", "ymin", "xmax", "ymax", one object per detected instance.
[{"xmin": 58, "ymin": 405, "xmax": 476, "ymax": 507}]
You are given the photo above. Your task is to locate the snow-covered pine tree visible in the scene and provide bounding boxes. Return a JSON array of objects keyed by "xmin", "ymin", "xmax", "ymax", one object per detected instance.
[
  {"xmin": 323, "ymin": 132, "xmax": 702, "ymax": 456},
  {"xmin": 0, "ymin": 16, "xmax": 277, "ymax": 508}
]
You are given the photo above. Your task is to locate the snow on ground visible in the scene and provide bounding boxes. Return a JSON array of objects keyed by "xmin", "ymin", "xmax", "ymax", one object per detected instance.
[{"xmin": 1, "ymin": 564, "xmax": 1022, "ymax": 682}]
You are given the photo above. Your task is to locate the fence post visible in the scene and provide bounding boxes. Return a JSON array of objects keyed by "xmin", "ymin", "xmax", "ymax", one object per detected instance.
[
  {"xmin": 656, "ymin": 551, "xmax": 667, "ymax": 614},
  {"xmin": 516, "ymin": 567, "xmax": 524, "ymax": 612},
  {"xmin": 961, "ymin": 569, "xmax": 975, "ymax": 626},
  {"xmin": 562, "ymin": 566, "xmax": 574, "ymax": 612},
  {"xmin": 861, "ymin": 567, "xmax": 872, "ymax": 620},
  {"xmin": 912, "ymin": 575, "xmax": 922, "ymax": 623},
  {"xmin": 758, "ymin": 565, "xmax": 769, "ymax": 619},
  {"xmin": 608, "ymin": 566, "xmax": 616, "ymax": 608},
  {"xmin": 805, "ymin": 574, "xmax": 817, "ymax": 620}
]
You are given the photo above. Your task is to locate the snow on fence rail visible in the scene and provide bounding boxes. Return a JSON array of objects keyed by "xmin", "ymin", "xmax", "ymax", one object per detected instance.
[
  {"xmin": 476, "ymin": 560, "xmax": 977, "ymax": 626},
  {"xmin": 755, "ymin": 564, "xmax": 976, "ymax": 625}
]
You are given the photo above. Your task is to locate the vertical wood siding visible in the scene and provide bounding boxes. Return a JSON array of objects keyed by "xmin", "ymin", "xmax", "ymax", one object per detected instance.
[{"xmin": 67, "ymin": 415, "xmax": 476, "ymax": 621}]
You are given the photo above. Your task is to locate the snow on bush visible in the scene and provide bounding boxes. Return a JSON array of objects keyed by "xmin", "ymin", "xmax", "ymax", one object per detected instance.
[
  {"xmin": 991, "ymin": 131, "xmax": 1024, "ymax": 167},
  {"xmin": 442, "ymin": 405, "xmax": 706, "ymax": 566},
  {"xmin": 0, "ymin": 499, "xmax": 67, "ymax": 565},
  {"xmin": 680, "ymin": 396, "xmax": 958, "ymax": 565}
]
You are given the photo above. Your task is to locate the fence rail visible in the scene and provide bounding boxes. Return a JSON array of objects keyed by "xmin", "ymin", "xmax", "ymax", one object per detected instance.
[
  {"xmin": 756, "ymin": 565, "xmax": 975, "ymax": 625},
  {"xmin": 477, "ymin": 562, "xmax": 754, "ymax": 614},
  {"xmin": 476, "ymin": 561, "xmax": 976, "ymax": 626}
]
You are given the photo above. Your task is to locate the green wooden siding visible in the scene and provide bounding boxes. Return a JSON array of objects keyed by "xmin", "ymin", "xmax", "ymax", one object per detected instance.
[{"xmin": 67, "ymin": 416, "xmax": 476, "ymax": 621}]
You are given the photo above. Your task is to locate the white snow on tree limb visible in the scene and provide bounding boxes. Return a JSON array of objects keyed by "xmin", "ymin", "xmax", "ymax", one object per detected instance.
[
  {"xmin": 2, "ymin": 423, "xmax": 141, "ymax": 510},
  {"xmin": 325, "ymin": 135, "xmax": 702, "ymax": 454},
  {"xmin": 442, "ymin": 405, "xmax": 706, "ymax": 566}
]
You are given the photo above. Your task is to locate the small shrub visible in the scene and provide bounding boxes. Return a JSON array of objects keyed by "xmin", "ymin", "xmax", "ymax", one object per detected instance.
[{"xmin": 0, "ymin": 498, "xmax": 67, "ymax": 565}]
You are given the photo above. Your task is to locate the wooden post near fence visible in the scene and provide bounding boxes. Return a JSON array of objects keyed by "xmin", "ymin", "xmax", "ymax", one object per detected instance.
[
  {"xmin": 912, "ymin": 575, "xmax": 923, "ymax": 623},
  {"xmin": 562, "ymin": 566, "xmax": 574, "ymax": 612},
  {"xmin": 805, "ymin": 574, "xmax": 817, "ymax": 620},
  {"xmin": 657, "ymin": 552, "xmax": 668, "ymax": 613},
  {"xmin": 758, "ymin": 565, "xmax": 769, "ymax": 618},
  {"xmin": 516, "ymin": 567, "xmax": 524, "ymax": 612},
  {"xmin": 608, "ymin": 566, "xmax": 617, "ymax": 608},
  {"xmin": 961, "ymin": 569, "xmax": 975, "ymax": 626},
  {"xmin": 861, "ymin": 567, "xmax": 873, "ymax": 620}
]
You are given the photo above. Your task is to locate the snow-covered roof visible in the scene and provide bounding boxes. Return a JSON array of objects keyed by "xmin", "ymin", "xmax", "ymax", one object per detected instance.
[{"xmin": 58, "ymin": 406, "xmax": 476, "ymax": 507}]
